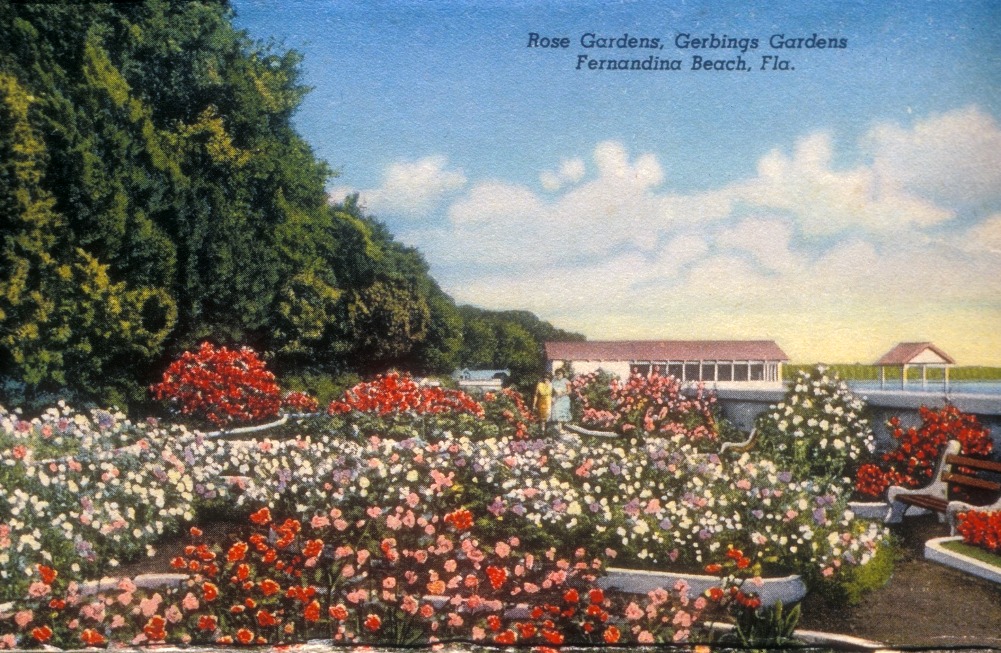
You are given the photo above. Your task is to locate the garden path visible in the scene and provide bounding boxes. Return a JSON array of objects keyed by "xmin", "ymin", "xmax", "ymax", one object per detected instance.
[{"xmin": 798, "ymin": 514, "xmax": 1001, "ymax": 648}]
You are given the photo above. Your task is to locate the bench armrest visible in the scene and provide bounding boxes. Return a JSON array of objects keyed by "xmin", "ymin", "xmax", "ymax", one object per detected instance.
[{"xmin": 946, "ymin": 494, "xmax": 1001, "ymax": 535}]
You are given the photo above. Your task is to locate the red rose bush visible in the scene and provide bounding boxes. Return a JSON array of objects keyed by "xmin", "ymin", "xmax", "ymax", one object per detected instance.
[
  {"xmin": 328, "ymin": 372, "xmax": 483, "ymax": 419},
  {"xmin": 150, "ymin": 343, "xmax": 282, "ymax": 427},
  {"xmin": 956, "ymin": 510, "xmax": 1001, "ymax": 556},
  {"xmin": 855, "ymin": 405, "xmax": 993, "ymax": 499}
]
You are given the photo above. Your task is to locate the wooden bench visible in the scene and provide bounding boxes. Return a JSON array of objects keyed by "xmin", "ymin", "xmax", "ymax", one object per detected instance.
[{"xmin": 886, "ymin": 439, "xmax": 1001, "ymax": 534}]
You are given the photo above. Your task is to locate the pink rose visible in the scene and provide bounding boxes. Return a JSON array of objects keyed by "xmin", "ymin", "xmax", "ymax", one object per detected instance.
[
  {"xmin": 165, "ymin": 605, "xmax": 183, "ymax": 624},
  {"xmin": 139, "ymin": 593, "xmax": 162, "ymax": 618},
  {"xmin": 27, "ymin": 582, "xmax": 50, "ymax": 598},
  {"xmin": 181, "ymin": 593, "xmax": 199, "ymax": 611},
  {"xmin": 14, "ymin": 610, "xmax": 33, "ymax": 629}
]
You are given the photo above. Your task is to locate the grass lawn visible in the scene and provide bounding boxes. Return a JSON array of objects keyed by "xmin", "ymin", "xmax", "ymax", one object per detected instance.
[{"xmin": 941, "ymin": 539, "xmax": 1001, "ymax": 569}]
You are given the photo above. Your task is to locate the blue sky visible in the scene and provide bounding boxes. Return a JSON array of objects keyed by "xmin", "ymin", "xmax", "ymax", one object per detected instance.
[{"xmin": 232, "ymin": 0, "xmax": 1001, "ymax": 364}]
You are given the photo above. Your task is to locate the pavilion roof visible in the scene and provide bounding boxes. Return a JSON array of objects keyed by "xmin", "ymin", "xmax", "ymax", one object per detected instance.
[{"xmin": 874, "ymin": 342, "xmax": 956, "ymax": 366}]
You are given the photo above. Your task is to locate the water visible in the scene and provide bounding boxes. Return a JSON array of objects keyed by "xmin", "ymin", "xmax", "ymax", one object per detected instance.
[{"xmin": 847, "ymin": 380, "xmax": 1001, "ymax": 396}]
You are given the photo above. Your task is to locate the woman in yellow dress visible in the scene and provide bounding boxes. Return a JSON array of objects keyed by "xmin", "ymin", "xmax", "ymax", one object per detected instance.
[{"xmin": 532, "ymin": 373, "xmax": 553, "ymax": 431}]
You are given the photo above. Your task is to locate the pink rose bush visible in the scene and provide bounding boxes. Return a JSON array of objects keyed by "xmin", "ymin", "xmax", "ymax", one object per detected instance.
[{"xmin": 571, "ymin": 371, "xmax": 719, "ymax": 442}]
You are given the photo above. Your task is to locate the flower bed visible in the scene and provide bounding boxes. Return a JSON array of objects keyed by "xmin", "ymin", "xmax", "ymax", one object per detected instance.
[
  {"xmin": 925, "ymin": 537, "xmax": 1001, "ymax": 585},
  {"xmin": 0, "ymin": 515, "xmax": 733, "ymax": 648},
  {"xmin": 0, "ymin": 403, "xmax": 229, "ymax": 602},
  {"xmin": 956, "ymin": 509, "xmax": 1001, "ymax": 555},
  {"xmin": 1, "ymin": 366, "xmax": 896, "ymax": 647},
  {"xmin": 855, "ymin": 405, "xmax": 993, "ymax": 500},
  {"xmin": 3, "ymin": 400, "xmax": 890, "ymax": 590},
  {"xmin": 570, "ymin": 371, "xmax": 719, "ymax": 442}
]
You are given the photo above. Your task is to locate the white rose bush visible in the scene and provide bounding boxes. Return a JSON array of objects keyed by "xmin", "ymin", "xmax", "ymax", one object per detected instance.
[{"xmin": 753, "ymin": 366, "xmax": 876, "ymax": 491}]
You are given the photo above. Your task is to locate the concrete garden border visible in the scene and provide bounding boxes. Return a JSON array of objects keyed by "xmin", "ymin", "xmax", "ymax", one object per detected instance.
[
  {"xmin": 925, "ymin": 536, "xmax": 1001, "ymax": 584},
  {"xmin": 847, "ymin": 500, "xmax": 890, "ymax": 520},
  {"xmin": 597, "ymin": 566, "xmax": 808, "ymax": 607}
]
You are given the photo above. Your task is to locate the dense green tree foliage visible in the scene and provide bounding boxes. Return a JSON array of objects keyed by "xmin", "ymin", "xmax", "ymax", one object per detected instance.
[
  {"xmin": 457, "ymin": 306, "xmax": 585, "ymax": 389},
  {"xmin": 0, "ymin": 1, "xmax": 581, "ymax": 409}
]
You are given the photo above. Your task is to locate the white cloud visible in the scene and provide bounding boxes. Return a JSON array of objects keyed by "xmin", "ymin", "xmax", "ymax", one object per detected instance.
[
  {"xmin": 964, "ymin": 213, "xmax": 1001, "ymax": 254},
  {"xmin": 716, "ymin": 218, "xmax": 803, "ymax": 274},
  {"xmin": 867, "ymin": 106, "xmax": 1001, "ymax": 207},
  {"xmin": 540, "ymin": 157, "xmax": 586, "ymax": 191},
  {"xmin": 344, "ymin": 109, "xmax": 1001, "ymax": 363},
  {"xmin": 438, "ymin": 140, "xmax": 676, "ymax": 268},
  {"xmin": 329, "ymin": 155, "xmax": 466, "ymax": 218},
  {"xmin": 734, "ymin": 132, "xmax": 952, "ymax": 235}
]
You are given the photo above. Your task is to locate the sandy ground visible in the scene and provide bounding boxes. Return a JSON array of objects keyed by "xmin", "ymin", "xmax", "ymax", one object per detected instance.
[{"xmin": 797, "ymin": 514, "xmax": 1001, "ymax": 648}]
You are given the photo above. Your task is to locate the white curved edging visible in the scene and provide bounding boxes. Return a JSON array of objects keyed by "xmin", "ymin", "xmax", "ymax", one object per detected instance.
[
  {"xmin": 564, "ymin": 423, "xmax": 619, "ymax": 438},
  {"xmin": 848, "ymin": 501, "xmax": 891, "ymax": 520},
  {"xmin": 597, "ymin": 566, "xmax": 807, "ymax": 607},
  {"xmin": 205, "ymin": 414, "xmax": 288, "ymax": 438},
  {"xmin": 925, "ymin": 536, "xmax": 1001, "ymax": 584},
  {"xmin": 76, "ymin": 573, "xmax": 189, "ymax": 595}
]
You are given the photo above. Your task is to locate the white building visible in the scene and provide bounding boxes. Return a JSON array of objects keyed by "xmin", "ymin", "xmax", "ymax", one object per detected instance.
[
  {"xmin": 451, "ymin": 368, "xmax": 510, "ymax": 393},
  {"xmin": 545, "ymin": 340, "xmax": 789, "ymax": 390}
]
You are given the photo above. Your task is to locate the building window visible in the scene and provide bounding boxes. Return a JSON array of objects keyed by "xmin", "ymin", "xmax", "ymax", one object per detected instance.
[
  {"xmin": 684, "ymin": 362, "xmax": 700, "ymax": 382},
  {"xmin": 667, "ymin": 363, "xmax": 683, "ymax": 379},
  {"xmin": 718, "ymin": 362, "xmax": 733, "ymax": 381},
  {"xmin": 701, "ymin": 362, "xmax": 716, "ymax": 382},
  {"xmin": 733, "ymin": 362, "xmax": 749, "ymax": 381},
  {"xmin": 631, "ymin": 363, "xmax": 651, "ymax": 377},
  {"xmin": 750, "ymin": 363, "xmax": 764, "ymax": 381}
]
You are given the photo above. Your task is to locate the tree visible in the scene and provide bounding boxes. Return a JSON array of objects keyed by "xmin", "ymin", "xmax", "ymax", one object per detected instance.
[{"xmin": 0, "ymin": 71, "xmax": 175, "ymax": 405}]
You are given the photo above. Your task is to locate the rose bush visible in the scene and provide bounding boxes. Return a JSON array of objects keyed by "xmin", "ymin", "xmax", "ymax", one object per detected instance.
[
  {"xmin": 150, "ymin": 343, "xmax": 282, "ymax": 427},
  {"xmin": 956, "ymin": 509, "xmax": 1001, "ymax": 556},
  {"xmin": 570, "ymin": 371, "xmax": 719, "ymax": 443},
  {"xmin": 854, "ymin": 405, "xmax": 993, "ymax": 499},
  {"xmin": 327, "ymin": 372, "xmax": 483, "ymax": 418},
  {"xmin": 281, "ymin": 391, "xmax": 319, "ymax": 414},
  {"xmin": 0, "ymin": 403, "xmax": 229, "ymax": 602},
  {"xmin": 754, "ymin": 366, "xmax": 875, "ymax": 490},
  {"xmin": 481, "ymin": 388, "xmax": 536, "ymax": 439}
]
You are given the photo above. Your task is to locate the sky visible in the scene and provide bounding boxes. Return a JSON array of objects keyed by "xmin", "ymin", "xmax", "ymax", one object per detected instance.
[{"xmin": 232, "ymin": 0, "xmax": 1001, "ymax": 365}]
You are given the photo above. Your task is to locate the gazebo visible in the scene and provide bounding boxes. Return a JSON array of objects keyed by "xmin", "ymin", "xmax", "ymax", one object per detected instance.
[{"xmin": 875, "ymin": 342, "xmax": 955, "ymax": 390}]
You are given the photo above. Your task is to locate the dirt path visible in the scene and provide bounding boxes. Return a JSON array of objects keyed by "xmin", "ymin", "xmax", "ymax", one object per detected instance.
[{"xmin": 797, "ymin": 514, "xmax": 1001, "ymax": 648}]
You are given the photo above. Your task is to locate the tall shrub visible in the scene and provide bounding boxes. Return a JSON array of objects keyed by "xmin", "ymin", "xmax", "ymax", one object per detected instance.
[{"xmin": 754, "ymin": 366, "xmax": 875, "ymax": 488}]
